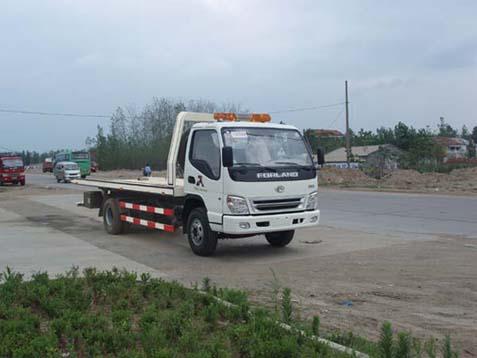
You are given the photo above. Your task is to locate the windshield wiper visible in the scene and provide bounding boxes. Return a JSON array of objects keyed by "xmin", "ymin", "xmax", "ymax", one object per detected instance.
[
  {"xmin": 233, "ymin": 162, "xmax": 277, "ymax": 172},
  {"xmin": 233, "ymin": 162, "xmax": 261, "ymax": 167},
  {"xmin": 272, "ymin": 161, "xmax": 313, "ymax": 169}
]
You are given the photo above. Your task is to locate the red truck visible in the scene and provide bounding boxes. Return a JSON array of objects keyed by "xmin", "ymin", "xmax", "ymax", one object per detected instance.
[
  {"xmin": 42, "ymin": 157, "xmax": 54, "ymax": 173},
  {"xmin": 0, "ymin": 154, "xmax": 25, "ymax": 186}
]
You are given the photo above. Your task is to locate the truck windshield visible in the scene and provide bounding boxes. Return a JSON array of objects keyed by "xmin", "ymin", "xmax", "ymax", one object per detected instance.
[
  {"xmin": 72, "ymin": 152, "xmax": 89, "ymax": 160},
  {"xmin": 2, "ymin": 159, "xmax": 24, "ymax": 168},
  {"xmin": 222, "ymin": 128, "xmax": 313, "ymax": 167}
]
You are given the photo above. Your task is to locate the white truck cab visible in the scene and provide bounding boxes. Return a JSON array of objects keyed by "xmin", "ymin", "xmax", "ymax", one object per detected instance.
[{"xmin": 75, "ymin": 112, "xmax": 324, "ymax": 256}]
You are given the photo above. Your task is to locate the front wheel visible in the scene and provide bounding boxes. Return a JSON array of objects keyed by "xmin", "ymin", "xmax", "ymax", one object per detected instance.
[
  {"xmin": 265, "ymin": 230, "xmax": 295, "ymax": 247},
  {"xmin": 20, "ymin": 181, "xmax": 25, "ymax": 186},
  {"xmin": 186, "ymin": 207, "xmax": 218, "ymax": 256},
  {"xmin": 81, "ymin": 175, "xmax": 87, "ymax": 179}
]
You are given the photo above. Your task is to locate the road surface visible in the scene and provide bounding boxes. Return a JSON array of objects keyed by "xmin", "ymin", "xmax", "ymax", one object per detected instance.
[{"xmin": 26, "ymin": 173, "xmax": 477, "ymax": 238}]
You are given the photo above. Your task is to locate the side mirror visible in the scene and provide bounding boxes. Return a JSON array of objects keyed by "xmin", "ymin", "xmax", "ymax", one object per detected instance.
[
  {"xmin": 316, "ymin": 147, "xmax": 325, "ymax": 166},
  {"xmin": 222, "ymin": 146, "xmax": 233, "ymax": 168}
]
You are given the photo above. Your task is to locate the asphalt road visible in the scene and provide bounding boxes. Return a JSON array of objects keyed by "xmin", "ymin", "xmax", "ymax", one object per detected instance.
[
  {"xmin": 26, "ymin": 173, "xmax": 477, "ymax": 238},
  {"xmin": 26, "ymin": 173, "xmax": 85, "ymax": 190}
]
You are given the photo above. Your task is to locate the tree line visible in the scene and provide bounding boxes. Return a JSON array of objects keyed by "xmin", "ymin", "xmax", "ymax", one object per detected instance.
[
  {"xmin": 87, "ymin": 96, "xmax": 475, "ymax": 173},
  {"xmin": 16, "ymin": 151, "xmax": 57, "ymax": 166},
  {"xmin": 86, "ymin": 97, "xmax": 245, "ymax": 171},
  {"xmin": 304, "ymin": 118, "xmax": 477, "ymax": 172}
]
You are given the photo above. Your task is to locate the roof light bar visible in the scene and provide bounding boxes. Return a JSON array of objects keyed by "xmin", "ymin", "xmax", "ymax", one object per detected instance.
[{"xmin": 213, "ymin": 112, "xmax": 271, "ymax": 122}]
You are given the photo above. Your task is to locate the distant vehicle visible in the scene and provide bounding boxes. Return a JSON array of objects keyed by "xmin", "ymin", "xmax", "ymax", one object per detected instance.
[
  {"xmin": 54, "ymin": 150, "xmax": 91, "ymax": 178},
  {"xmin": 42, "ymin": 157, "xmax": 54, "ymax": 173},
  {"xmin": 53, "ymin": 161, "xmax": 80, "ymax": 183},
  {"xmin": 91, "ymin": 161, "xmax": 98, "ymax": 173},
  {"xmin": 0, "ymin": 153, "xmax": 25, "ymax": 186}
]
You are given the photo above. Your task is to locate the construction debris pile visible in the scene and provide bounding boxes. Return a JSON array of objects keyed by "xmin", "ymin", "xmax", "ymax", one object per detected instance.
[{"xmin": 319, "ymin": 167, "xmax": 477, "ymax": 194}]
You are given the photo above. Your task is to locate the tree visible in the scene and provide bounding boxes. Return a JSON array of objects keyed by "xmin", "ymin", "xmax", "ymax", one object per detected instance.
[
  {"xmin": 461, "ymin": 125, "xmax": 470, "ymax": 139},
  {"xmin": 472, "ymin": 126, "xmax": 477, "ymax": 143},
  {"xmin": 393, "ymin": 122, "xmax": 417, "ymax": 151},
  {"xmin": 438, "ymin": 117, "xmax": 457, "ymax": 137}
]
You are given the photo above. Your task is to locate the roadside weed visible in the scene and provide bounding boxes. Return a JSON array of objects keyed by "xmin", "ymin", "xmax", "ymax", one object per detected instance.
[
  {"xmin": 379, "ymin": 321, "xmax": 394, "ymax": 358},
  {"xmin": 281, "ymin": 287, "xmax": 293, "ymax": 324}
]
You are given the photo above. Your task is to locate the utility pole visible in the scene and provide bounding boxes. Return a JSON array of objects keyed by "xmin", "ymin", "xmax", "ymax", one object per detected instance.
[{"xmin": 345, "ymin": 80, "xmax": 351, "ymax": 167}]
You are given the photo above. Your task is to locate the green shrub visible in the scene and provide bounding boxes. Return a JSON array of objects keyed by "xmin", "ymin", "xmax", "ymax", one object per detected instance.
[
  {"xmin": 379, "ymin": 321, "xmax": 394, "ymax": 358},
  {"xmin": 312, "ymin": 315, "xmax": 320, "ymax": 336},
  {"xmin": 281, "ymin": 287, "xmax": 293, "ymax": 324}
]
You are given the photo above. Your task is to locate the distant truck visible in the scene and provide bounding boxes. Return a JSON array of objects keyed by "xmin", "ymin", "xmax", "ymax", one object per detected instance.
[
  {"xmin": 42, "ymin": 157, "xmax": 54, "ymax": 173},
  {"xmin": 0, "ymin": 153, "xmax": 25, "ymax": 186},
  {"xmin": 74, "ymin": 112, "xmax": 324, "ymax": 256}
]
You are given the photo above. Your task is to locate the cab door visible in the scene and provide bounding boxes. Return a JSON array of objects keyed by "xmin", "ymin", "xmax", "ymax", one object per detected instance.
[{"xmin": 184, "ymin": 129, "xmax": 223, "ymax": 225}]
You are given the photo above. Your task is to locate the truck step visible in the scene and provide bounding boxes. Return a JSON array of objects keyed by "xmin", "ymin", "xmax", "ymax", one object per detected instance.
[
  {"xmin": 120, "ymin": 215, "xmax": 175, "ymax": 232},
  {"xmin": 119, "ymin": 201, "xmax": 174, "ymax": 216}
]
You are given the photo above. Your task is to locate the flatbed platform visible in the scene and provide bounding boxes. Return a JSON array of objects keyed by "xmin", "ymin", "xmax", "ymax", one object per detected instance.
[{"xmin": 72, "ymin": 176, "xmax": 184, "ymax": 197}]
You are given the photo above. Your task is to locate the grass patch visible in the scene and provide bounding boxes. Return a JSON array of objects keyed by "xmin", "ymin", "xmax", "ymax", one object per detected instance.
[
  {"xmin": 0, "ymin": 268, "xmax": 353, "ymax": 357},
  {"xmin": 0, "ymin": 268, "xmax": 460, "ymax": 357}
]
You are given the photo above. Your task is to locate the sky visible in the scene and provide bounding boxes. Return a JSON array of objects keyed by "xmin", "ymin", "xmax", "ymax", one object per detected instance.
[{"xmin": 1, "ymin": 0, "xmax": 476, "ymax": 152}]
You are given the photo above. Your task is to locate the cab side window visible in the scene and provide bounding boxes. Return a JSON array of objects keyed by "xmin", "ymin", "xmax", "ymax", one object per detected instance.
[{"xmin": 189, "ymin": 130, "xmax": 220, "ymax": 180}]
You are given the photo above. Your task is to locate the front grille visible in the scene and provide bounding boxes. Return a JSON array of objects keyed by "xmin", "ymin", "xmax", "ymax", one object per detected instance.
[{"xmin": 251, "ymin": 196, "xmax": 304, "ymax": 213}]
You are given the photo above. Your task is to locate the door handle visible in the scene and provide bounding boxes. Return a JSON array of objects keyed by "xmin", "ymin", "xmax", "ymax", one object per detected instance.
[{"xmin": 188, "ymin": 176, "xmax": 196, "ymax": 184}]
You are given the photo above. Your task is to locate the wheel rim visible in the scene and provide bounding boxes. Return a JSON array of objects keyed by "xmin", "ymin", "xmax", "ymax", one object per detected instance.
[
  {"xmin": 105, "ymin": 207, "xmax": 113, "ymax": 226},
  {"xmin": 190, "ymin": 218, "xmax": 204, "ymax": 246}
]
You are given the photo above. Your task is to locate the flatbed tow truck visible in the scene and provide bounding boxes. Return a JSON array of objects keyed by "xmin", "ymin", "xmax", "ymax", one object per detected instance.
[{"xmin": 74, "ymin": 112, "xmax": 324, "ymax": 256}]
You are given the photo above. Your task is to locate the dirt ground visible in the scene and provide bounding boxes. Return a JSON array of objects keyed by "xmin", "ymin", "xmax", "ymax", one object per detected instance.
[{"xmin": 319, "ymin": 167, "xmax": 477, "ymax": 195}]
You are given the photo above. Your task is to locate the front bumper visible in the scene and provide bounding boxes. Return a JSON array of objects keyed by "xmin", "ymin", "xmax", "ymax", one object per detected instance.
[
  {"xmin": 1, "ymin": 175, "xmax": 25, "ymax": 183},
  {"xmin": 222, "ymin": 209, "xmax": 320, "ymax": 235},
  {"xmin": 64, "ymin": 174, "xmax": 80, "ymax": 180}
]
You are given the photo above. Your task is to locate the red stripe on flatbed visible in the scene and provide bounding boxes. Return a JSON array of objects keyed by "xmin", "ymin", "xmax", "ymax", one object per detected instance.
[
  {"xmin": 119, "ymin": 201, "xmax": 174, "ymax": 216},
  {"xmin": 120, "ymin": 214, "xmax": 175, "ymax": 233}
]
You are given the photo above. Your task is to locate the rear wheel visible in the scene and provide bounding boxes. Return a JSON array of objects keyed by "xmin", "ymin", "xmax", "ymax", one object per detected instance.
[
  {"xmin": 56, "ymin": 177, "xmax": 61, "ymax": 183},
  {"xmin": 265, "ymin": 230, "xmax": 295, "ymax": 247},
  {"xmin": 186, "ymin": 207, "xmax": 218, "ymax": 256},
  {"xmin": 20, "ymin": 180, "xmax": 25, "ymax": 186},
  {"xmin": 103, "ymin": 198, "xmax": 126, "ymax": 235},
  {"xmin": 81, "ymin": 175, "xmax": 87, "ymax": 179}
]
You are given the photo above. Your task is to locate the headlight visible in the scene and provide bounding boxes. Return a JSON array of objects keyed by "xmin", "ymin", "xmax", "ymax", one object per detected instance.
[
  {"xmin": 306, "ymin": 191, "xmax": 318, "ymax": 210},
  {"xmin": 226, "ymin": 195, "xmax": 249, "ymax": 215}
]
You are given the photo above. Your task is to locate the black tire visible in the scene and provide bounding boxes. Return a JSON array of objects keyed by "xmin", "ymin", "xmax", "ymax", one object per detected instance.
[
  {"xmin": 103, "ymin": 198, "xmax": 126, "ymax": 235},
  {"xmin": 56, "ymin": 178, "xmax": 61, "ymax": 183},
  {"xmin": 81, "ymin": 175, "xmax": 87, "ymax": 179},
  {"xmin": 265, "ymin": 230, "xmax": 295, "ymax": 247},
  {"xmin": 186, "ymin": 207, "xmax": 218, "ymax": 256},
  {"xmin": 20, "ymin": 181, "xmax": 25, "ymax": 186}
]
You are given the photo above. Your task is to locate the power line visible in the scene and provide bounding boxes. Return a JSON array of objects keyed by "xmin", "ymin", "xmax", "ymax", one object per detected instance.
[
  {"xmin": 0, "ymin": 108, "xmax": 110, "ymax": 118},
  {"xmin": 326, "ymin": 107, "xmax": 345, "ymax": 129},
  {"xmin": 0, "ymin": 101, "xmax": 347, "ymax": 119},
  {"xmin": 268, "ymin": 102, "xmax": 345, "ymax": 114}
]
